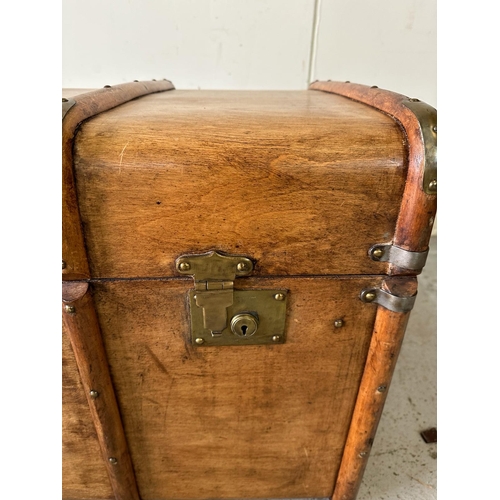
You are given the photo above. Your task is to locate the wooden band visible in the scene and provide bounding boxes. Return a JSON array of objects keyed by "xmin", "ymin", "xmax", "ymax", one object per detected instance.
[
  {"xmin": 331, "ymin": 277, "xmax": 417, "ymax": 500},
  {"xmin": 309, "ymin": 81, "xmax": 437, "ymax": 266},
  {"xmin": 62, "ymin": 282, "xmax": 140, "ymax": 500},
  {"xmin": 62, "ymin": 79, "xmax": 175, "ymax": 280}
]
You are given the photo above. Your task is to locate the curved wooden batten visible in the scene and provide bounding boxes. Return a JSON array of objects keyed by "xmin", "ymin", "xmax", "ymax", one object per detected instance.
[
  {"xmin": 62, "ymin": 281, "xmax": 140, "ymax": 500},
  {"xmin": 309, "ymin": 81, "xmax": 437, "ymax": 275},
  {"xmin": 330, "ymin": 277, "xmax": 417, "ymax": 500},
  {"xmin": 62, "ymin": 80, "xmax": 175, "ymax": 281}
]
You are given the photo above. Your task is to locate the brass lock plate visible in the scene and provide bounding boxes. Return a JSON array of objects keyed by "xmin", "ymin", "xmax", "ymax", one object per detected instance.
[{"xmin": 188, "ymin": 289, "xmax": 288, "ymax": 346}]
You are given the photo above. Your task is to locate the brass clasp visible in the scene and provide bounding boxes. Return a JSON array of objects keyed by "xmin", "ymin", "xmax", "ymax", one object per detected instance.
[{"xmin": 176, "ymin": 251, "xmax": 287, "ymax": 346}]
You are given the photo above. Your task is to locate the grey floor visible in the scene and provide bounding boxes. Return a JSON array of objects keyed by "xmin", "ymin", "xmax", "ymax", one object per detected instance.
[{"xmin": 357, "ymin": 236, "xmax": 437, "ymax": 500}]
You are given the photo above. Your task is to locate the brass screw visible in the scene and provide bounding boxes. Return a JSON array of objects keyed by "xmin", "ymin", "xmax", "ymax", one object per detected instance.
[
  {"xmin": 272, "ymin": 335, "xmax": 280, "ymax": 342},
  {"xmin": 195, "ymin": 338, "xmax": 204, "ymax": 345},
  {"xmin": 364, "ymin": 292, "xmax": 376, "ymax": 302},
  {"xmin": 377, "ymin": 385, "xmax": 387, "ymax": 393},
  {"xmin": 62, "ymin": 97, "xmax": 68, "ymax": 102},
  {"xmin": 372, "ymin": 248, "xmax": 384, "ymax": 259},
  {"xmin": 334, "ymin": 319, "xmax": 344, "ymax": 328},
  {"xmin": 274, "ymin": 293, "xmax": 285, "ymax": 301},
  {"xmin": 90, "ymin": 390, "xmax": 99, "ymax": 399},
  {"xmin": 62, "ymin": 260, "xmax": 67, "ymax": 270},
  {"xmin": 428, "ymin": 179, "xmax": 437, "ymax": 192},
  {"xmin": 64, "ymin": 304, "xmax": 76, "ymax": 314},
  {"xmin": 236, "ymin": 262, "xmax": 248, "ymax": 272},
  {"xmin": 108, "ymin": 457, "xmax": 118, "ymax": 465},
  {"xmin": 178, "ymin": 261, "xmax": 190, "ymax": 271}
]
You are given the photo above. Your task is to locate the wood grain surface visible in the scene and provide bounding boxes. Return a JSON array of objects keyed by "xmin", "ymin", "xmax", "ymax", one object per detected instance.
[
  {"xmin": 62, "ymin": 282, "xmax": 140, "ymax": 500},
  {"xmin": 63, "ymin": 80, "xmax": 175, "ymax": 281},
  {"xmin": 331, "ymin": 278, "xmax": 417, "ymax": 500},
  {"xmin": 62, "ymin": 323, "xmax": 115, "ymax": 500},
  {"xmin": 87, "ymin": 275, "xmax": 411, "ymax": 499},
  {"xmin": 72, "ymin": 90, "xmax": 407, "ymax": 279},
  {"xmin": 309, "ymin": 81, "xmax": 437, "ymax": 266}
]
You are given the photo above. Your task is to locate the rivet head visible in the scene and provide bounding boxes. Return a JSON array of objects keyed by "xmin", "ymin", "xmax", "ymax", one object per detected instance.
[
  {"xmin": 272, "ymin": 335, "xmax": 281, "ymax": 342},
  {"xmin": 359, "ymin": 451, "xmax": 367, "ymax": 458},
  {"xmin": 104, "ymin": 85, "xmax": 111, "ymax": 88},
  {"xmin": 89, "ymin": 390, "xmax": 99, "ymax": 399},
  {"xmin": 195, "ymin": 338, "xmax": 204, "ymax": 345},
  {"xmin": 334, "ymin": 319, "xmax": 344, "ymax": 328},
  {"xmin": 432, "ymin": 125, "xmax": 437, "ymax": 133},
  {"xmin": 371, "ymin": 85, "xmax": 378, "ymax": 89},
  {"xmin": 178, "ymin": 261, "xmax": 190, "ymax": 271},
  {"xmin": 364, "ymin": 292, "xmax": 376, "ymax": 302},
  {"xmin": 108, "ymin": 457, "xmax": 118, "ymax": 465},
  {"xmin": 372, "ymin": 248, "xmax": 384, "ymax": 259},
  {"xmin": 274, "ymin": 293, "xmax": 285, "ymax": 301},
  {"xmin": 64, "ymin": 304, "xmax": 76, "ymax": 314},
  {"xmin": 133, "ymin": 79, "xmax": 139, "ymax": 82},
  {"xmin": 428, "ymin": 179, "xmax": 437, "ymax": 192},
  {"xmin": 377, "ymin": 385, "xmax": 387, "ymax": 393},
  {"xmin": 409, "ymin": 97, "xmax": 420, "ymax": 102},
  {"xmin": 62, "ymin": 97, "xmax": 68, "ymax": 102},
  {"xmin": 236, "ymin": 262, "xmax": 248, "ymax": 272},
  {"xmin": 62, "ymin": 260, "xmax": 67, "ymax": 270}
]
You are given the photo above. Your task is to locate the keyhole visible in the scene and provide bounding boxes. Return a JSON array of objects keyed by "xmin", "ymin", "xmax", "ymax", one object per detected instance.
[{"xmin": 241, "ymin": 325, "xmax": 248, "ymax": 336}]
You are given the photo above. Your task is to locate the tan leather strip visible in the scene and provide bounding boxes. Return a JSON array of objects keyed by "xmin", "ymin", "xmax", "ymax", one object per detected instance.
[
  {"xmin": 330, "ymin": 277, "xmax": 417, "ymax": 500},
  {"xmin": 309, "ymin": 81, "xmax": 437, "ymax": 266},
  {"xmin": 62, "ymin": 80, "xmax": 175, "ymax": 280},
  {"xmin": 62, "ymin": 281, "xmax": 140, "ymax": 500}
]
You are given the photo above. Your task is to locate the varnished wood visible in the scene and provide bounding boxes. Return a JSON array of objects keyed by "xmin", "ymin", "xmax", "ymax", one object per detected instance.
[
  {"xmin": 331, "ymin": 278, "xmax": 417, "ymax": 500},
  {"xmin": 90, "ymin": 276, "xmax": 389, "ymax": 499},
  {"xmin": 62, "ymin": 282, "xmax": 140, "ymax": 500},
  {"xmin": 62, "ymin": 323, "xmax": 115, "ymax": 500},
  {"xmin": 72, "ymin": 90, "xmax": 407, "ymax": 279},
  {"xmin": 309, "ymin": 81, "xmax": 437, "ymax": 268},
  {"xmin": 63, "ymin": 80, "xmax": 175, "ymax": 281}
]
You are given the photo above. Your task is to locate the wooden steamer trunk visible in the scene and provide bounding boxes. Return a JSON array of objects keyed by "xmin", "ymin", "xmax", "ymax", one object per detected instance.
[{"xmin": 62, "ymin": 80, "xmax": 437, "ymax": 500}]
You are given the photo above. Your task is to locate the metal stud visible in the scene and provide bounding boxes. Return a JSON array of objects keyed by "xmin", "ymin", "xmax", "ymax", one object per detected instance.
[
  {"xmin": 64, "ymin": 304, "xmax": 76, "ymax": 314},
  {"xmin": 359, "ymin": 451, "xmax": 367, "ymax": 458},
  {"xmin": 432, "ymin": 125, "xmax": 437, "ymax": 133},
  {"xmin": 195, "ymin": 338, "xmax": 204, "ymax": 345},
  {"xmin": 334, "ymin": 319, "xmax": 344, "ymax": 328},
  {"xmin": 428, "ymin": 179, "xmax": 437, "ymax": 192},
  {"xmin": 274, "ymin": 293, "xmax": 285, "ymax": 301},
  {"xmin": 90, "ymin": 390, "xmax": 99, "ymax": 399},
  {"xmin": 377, "ymin": 385, "xmax": 387, "ymax": 393},
  {"xmin": 133, "ymin": 80, "xmax": 139, "ymax": 82},
  {"xmin": 178, "ymin": 261, "xmax": 190, "ymax": 271},
  {"xmin": 108, "ymin": 457, "xmax": 118, "ymax": 465},
  {"xmin": 371, "ymin": 85, "xmax": 378, "ymax": 89},
  {"xmin": 62, "ymin": 260, "xmax": 67, "ymax": 270},
  {"xmin": 408, "ymin": 97, "xmax": 420, "ymax": 102},
  {"xmin": 371, "ymin": 247, "xmax": 384, "ymax": 259},
  {"xmin": 364, "ymin": 292, "xmax": 376, "ymax": 302},
  {"xmin": 104, "ymin": 85, "xmax": 111, "ymax": 88},
  {"xmin": 236, "ymin": 262, "xmax": 248, "ymax": 272},
  {"xmin": 272, "ymin": 335, "xmax": 281, "ymax": 342},
  {"xmin": 62, "ymin": 97, "xmax": 68, "ymax": 102}
]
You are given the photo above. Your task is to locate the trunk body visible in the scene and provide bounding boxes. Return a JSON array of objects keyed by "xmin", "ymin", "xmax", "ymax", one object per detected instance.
[{"xmin": 62, "ymin": 82, "xmax": 436, "ymax": 500}]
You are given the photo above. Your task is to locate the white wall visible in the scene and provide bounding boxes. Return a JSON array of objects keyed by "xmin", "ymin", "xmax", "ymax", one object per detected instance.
[{"xmin": 63, "ymin": 0, "xmax": 436, "ymax": 106}]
